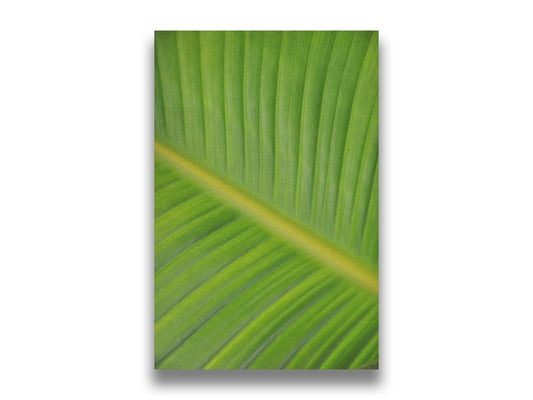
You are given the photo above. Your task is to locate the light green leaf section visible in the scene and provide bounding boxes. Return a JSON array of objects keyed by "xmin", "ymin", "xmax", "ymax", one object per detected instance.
[{"xmin": 155, "ymin": 31, "xmax": 379, "ymax": 369}]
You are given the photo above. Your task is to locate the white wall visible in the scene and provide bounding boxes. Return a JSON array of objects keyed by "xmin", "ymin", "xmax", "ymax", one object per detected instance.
[{"xmin": 1, "ymin": 1, "xmax": 532, "ymax": 399}]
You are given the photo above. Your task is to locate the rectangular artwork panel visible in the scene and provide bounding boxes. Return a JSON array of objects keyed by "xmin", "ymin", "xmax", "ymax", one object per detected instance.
[{"xmin": 154, "ymin": 31, "xmax": 379, "ymax": 370}]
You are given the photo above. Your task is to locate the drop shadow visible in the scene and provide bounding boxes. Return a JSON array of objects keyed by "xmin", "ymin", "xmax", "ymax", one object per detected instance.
[
  {"xmin": 152, "ymin": 369, "xmax": 380, "ymax": 386},
  {"xmin": 145, "ymin": 34, "xmax": 386, "ymax": 387},
  {"xmin": 378, "ymin": 34, "xmax": 386, "ymax": 385}
]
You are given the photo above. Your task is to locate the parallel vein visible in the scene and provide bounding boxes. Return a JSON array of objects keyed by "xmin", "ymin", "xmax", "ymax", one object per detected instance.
[{"xmin": 155, "ymin": 140, "xmax": 378, "ymax": 293}]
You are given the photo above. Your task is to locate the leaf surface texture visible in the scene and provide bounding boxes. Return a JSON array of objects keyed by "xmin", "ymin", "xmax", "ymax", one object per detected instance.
[{"xmin": 155, "ymin": 31, "xmax": 379, "ymax": 369}]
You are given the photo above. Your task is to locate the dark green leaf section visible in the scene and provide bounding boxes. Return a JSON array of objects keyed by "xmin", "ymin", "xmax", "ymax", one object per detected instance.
[
  {"xmin": 154, "ymin": 159, "xmax": 378, "ymax": 369},
  {"xmin": 155, "ymin": 31, "xmax": 379, "ymax": 268}
]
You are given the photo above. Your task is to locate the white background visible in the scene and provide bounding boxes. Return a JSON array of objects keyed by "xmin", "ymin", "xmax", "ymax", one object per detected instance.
[{"xmin": 1, "ymin": 0, "xmax": 532, "ymax": 398}]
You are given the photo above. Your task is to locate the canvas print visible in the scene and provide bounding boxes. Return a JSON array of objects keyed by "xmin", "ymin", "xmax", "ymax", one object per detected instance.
[{"xmin": 154, "ymin": 31, "xmax": 379, "ymax": 369}]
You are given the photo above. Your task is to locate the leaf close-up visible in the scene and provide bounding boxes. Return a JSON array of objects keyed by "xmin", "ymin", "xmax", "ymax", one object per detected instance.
[{"xmin": 154, "ymin": 31, "xmax": 379, "ymax": 369}]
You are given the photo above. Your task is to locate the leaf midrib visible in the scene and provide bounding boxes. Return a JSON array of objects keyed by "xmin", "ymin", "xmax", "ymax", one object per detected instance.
[{"xmin": 155, "ymin": 140, "xmax": 378, "ymax": 294}]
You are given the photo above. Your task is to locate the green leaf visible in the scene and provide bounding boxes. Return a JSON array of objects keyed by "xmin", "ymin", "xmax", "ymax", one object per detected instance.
[{"xmin": 155, "ymin": 31, "xmax": 379, "ymax": 370}]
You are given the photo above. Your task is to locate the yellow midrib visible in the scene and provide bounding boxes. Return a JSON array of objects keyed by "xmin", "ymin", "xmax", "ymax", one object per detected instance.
[{"xmin": 155, "ymin": 141, "xmax": 378, "ymax": 294}]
